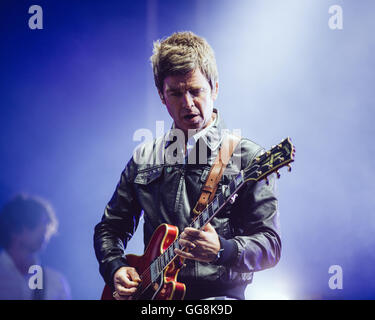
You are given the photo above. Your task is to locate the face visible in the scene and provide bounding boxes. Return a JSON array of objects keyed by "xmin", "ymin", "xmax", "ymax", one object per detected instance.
[
  {"xmin": 17, "ymin": 216, "xmax": 50, "ymax": 253},
  {"xmin": 159, "ymin": 68, "xmax": 218, "ymax": 137}
]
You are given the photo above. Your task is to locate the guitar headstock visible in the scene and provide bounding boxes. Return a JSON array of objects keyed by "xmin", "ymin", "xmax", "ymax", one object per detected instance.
[{"xmin": 244, "ymin": 137, "xmax": 295, "ymax": 183}]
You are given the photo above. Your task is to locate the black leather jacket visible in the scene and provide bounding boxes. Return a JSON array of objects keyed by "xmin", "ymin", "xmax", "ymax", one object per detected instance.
[{"xmin": 93, "ymin": 110, "xmax": 281, "ymax": 300}]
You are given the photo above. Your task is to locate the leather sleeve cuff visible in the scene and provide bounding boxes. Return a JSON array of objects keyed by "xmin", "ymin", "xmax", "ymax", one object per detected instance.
[
  {"xmin": 215, "ymin": 236, "xmax": 238, "ymax": 266},
  {"xmin": 102, "ymin": 257, "xmax": 129, "ymax": 289}
]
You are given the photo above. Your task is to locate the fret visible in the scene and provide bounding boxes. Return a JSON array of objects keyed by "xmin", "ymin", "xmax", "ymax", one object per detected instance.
[
  {"xmin": 159, "ymin": 255, "xmax": 164, "ymax": 269},
  {"xmin": 162, "ymin": 252, "xmax": 167, "ymax": 267},
  {"xmin": 150, "ymin": 260, "xmax": 158, "ymax": 282},
  {"xmin": 168, "ymin": 245, "xmax": 173, "ymax": 261},
  {"xmin": 223, "ymin": 185, "xmax": 231, "ymax": 199},
  {"xmin": 218, "ymin": 193, "xmax": 224, "ymax": 207},
  {"xmin": 156, "ymin": 258, "xmax": 161, "ymax": 274},
  {"xmin": 207, "ymin": 204, "xmax": 214, "ymax": 218},
  {"xmin": 164, "ymin": 251, "xmax": 168, "ymax": 266},
  {"xmin": 212, "ymin": 197, "xmax": 218, "ymax": 212},
  {"xmin": 165, "ymin": 247, "xmax": 170, "ymax": 263},
  {"xmin": 229, "ymin": 181, "xmax": 236, "ymax": 194},
  {"xmin": 198, "ymin": 214, "xmax": 204, "ymax": 228},
  {"xmin": 235, "ymin": 172, "xmax": 243, "ymax": 187},
  {"xmin": 202, "ymin": 208, "xmax": 209, "ymax": 222},
  {"xmin": 173, "ymin": 240, "xmax": 180, "ymax": 250},
  {"xmin": 193, "ymin": 218, "xmax": 200, "ymax": 230},
  {"xmin": 160, "ymin": 255, "xmax": 164, "ymax": 270}
]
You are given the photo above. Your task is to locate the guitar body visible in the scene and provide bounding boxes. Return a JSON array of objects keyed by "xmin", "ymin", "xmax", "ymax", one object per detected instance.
[{"xmin": 101, "ymin": 224, "xmax": 186, "ymax": 300}]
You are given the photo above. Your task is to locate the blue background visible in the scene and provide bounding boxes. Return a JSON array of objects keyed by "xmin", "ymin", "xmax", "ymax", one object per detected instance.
[{"xmin": 0, "ymin": 0, "xmax": 374, "ymax": 299}]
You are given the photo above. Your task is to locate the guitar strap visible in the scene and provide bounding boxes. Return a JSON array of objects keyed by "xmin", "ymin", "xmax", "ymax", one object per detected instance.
[{"xmin": 193, "ymin": 134, "xmax": 240, "ymax": 216}]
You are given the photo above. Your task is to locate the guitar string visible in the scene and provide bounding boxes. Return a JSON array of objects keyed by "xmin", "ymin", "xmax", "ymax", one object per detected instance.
[
  {"xmin": 132, "ymin": 189, "xmax": 229, "ymax": 297},
  {"xmin": 132, "ymin": 143, "xmax": 290, "ymax": 297},
  {"xmin": 133, "ymin": 175, "xmax": 247, "ymax": 298},
  {"xmin": 127, "ymin": 140, "xmax": 291, "ymax": 298}
]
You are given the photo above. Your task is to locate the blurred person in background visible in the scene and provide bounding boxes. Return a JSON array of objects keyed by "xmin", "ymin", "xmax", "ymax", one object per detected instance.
[{"xmin": 0, "ymin": 194, "xmax": 71, "ymax": 299}]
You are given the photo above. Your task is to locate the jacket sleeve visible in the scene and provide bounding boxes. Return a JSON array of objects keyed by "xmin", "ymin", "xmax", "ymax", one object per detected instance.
[
  {"xmin": 228, "ymin": 143, "xmax": 282, "ymax": 274},
  {"xmin": 93, "ymin": 157, "xmax": 142, "ymax": 288}
]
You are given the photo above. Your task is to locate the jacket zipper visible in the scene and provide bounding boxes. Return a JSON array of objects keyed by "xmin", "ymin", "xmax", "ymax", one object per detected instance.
[{"xmin": 173, "ymin": 166, "xmax": 185, "ymax": 213}]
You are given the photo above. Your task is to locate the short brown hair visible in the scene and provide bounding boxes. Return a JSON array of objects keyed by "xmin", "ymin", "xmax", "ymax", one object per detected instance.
[{"xmin": 150, "ymin": 31, "xmax": 218, "ymax": 93}]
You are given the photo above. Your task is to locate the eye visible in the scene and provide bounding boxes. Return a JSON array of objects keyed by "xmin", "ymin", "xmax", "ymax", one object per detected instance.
[
  {"xmin": 190, "ymin": 88, "xmax": 206, "ymax": 97},
  {"xmin": 170, "ymin": 91, "xmax": 182, "ymax": 97}
]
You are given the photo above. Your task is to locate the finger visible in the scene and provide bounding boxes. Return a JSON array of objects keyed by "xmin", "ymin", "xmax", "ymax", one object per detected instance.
[
  {"xmin": 178, "ymin": 238, "xmax": 196, "ymax": 250},
  {"xmin": 117, "ymin": 269, "xmax": 141, "ymax": 288},
  {"xmin": 115, "ymin": 276, "xmax": 139, "ymax": 290},
  {"xmin": 121, "ymin": 278, "xmax": 140, "ymax": 288},
  {"xmin": 203, "ymin": 223, "xmax": 216, "ymax": 233},
  {"xmin": 115, "ymin": 283, "xmax": 138, "ymax": 296},
  {"xmin": 174, "ymin": 248, "xmax": 210, "ymax": 263},
  {"xmin": 182, "ymin": 227, "xmax": 202, "ymax": 238},
  {"xmin": 113, "ymin": 291, "xmax": 132, "ymax": 300},
  {"xmin": 128, "ymin": 268, "xmax": 142, "ymax": 283},
  {"xmin": 174, "ymin": 248, "xmax": 196, "ymax": 260}
]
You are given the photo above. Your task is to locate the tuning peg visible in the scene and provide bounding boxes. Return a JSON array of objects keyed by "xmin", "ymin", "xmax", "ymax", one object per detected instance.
[
  {"xmin": 287, "ymin": 164, "xmax": 292, "ymax": 172},
  {"xmin": 276, "ymin": 171, "xmax": 281, "ymax": 179},
  {"xmin": 265, "ymin": 177, "xmax": 269, "ymax": 185}
]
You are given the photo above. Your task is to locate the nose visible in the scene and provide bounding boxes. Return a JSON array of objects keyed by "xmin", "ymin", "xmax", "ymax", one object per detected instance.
[{"xmin": 182, "ymin": 91, "xmax": 195, "ymax": 109}]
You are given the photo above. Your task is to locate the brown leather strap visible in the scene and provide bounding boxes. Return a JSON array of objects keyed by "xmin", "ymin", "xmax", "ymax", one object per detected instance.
[{"xmin": 193, "ymin": 134, "xmax": 240, "ymax": 215}]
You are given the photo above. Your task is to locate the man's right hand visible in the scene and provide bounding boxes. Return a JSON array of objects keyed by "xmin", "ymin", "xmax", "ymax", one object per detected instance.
[{"xmin": 112, "ymin": 266, "xmax": 141, "ymax": 300}]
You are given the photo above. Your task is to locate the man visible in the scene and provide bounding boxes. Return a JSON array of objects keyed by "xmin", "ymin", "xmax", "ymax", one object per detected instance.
[
  {"xmin": 94, "ymin": 31, "xmax": 281, "ymax": 300},
  {"xmin": 0, "ymin": 194, "xmax": 71, "ymax": 299}
]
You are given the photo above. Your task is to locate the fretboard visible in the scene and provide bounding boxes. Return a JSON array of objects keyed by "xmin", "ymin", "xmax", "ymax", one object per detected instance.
[{"xmin": 149, "ymin": 170, "xmax": 246, "ymax": 282}]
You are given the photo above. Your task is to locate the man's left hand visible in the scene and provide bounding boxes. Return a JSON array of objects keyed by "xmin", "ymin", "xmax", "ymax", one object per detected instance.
[{"xmin": 174, "ymin": 223, "xmax": 220, "ymax": 263}]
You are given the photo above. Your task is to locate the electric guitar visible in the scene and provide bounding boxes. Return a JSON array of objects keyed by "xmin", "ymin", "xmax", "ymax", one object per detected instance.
[{"xmin": 101, "ymin": 137, "xmax": 295, "ymax": 300}]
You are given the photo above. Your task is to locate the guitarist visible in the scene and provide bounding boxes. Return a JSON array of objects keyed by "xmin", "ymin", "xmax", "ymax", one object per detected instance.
[{"xmin": 93, "ymin": 31, "xmax": 281, "ymax": 300}]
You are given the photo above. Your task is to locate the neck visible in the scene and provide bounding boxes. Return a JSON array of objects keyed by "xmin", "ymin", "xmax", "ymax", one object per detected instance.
[{"xmin": 6, "ymin": 244, "xmax": 38, "ymax": 276}]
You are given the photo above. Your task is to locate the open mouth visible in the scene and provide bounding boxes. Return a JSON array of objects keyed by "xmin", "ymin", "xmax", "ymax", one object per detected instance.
[{"xmin": 184, "ymin": 114, "xmax": 199, "ymax": 120}]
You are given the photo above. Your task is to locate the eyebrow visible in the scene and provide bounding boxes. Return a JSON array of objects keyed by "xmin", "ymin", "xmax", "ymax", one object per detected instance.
[
  {"xmin": 166, "ymin": 86, "xmax": 204, "ymax": 93},
  {"xmin": 165, "ymin": 88, "xmax": 180, "ymax": 93}
]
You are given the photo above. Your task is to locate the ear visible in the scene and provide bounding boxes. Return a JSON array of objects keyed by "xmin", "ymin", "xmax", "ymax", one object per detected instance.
[
  {"xmin": 211, "ymin": 81, "xmax": 219, "ymax": 101},
  {"xmin": 158, "ymin": 90, "xmax": 166, "ymax": 105}
]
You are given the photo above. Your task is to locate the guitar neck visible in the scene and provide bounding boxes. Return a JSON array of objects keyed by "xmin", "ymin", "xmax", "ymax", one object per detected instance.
[
  {"xmin": 136, "ymin": 137, "xmax": 295, "ymax": 298},
  {"xmin": 149, "ymin": 170, "xmax": 249, "ymax": 282}
]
